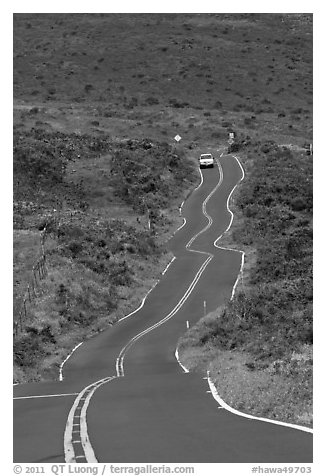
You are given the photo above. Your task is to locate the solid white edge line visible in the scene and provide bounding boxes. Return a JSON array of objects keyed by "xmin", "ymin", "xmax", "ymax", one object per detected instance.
[
  {"xmin": 186, "ymin": 162, "xmax": 223, "ymax": 249},
  {"xmin": 171, "ymin": 157, "xmax": 225, "ymax": 377},
  {"xmin": 194, "ymin": 167, "xmax": 204, "ymax": 191},
  {"xmin": 14, "ymin": 393, "xmax": 79, "ymax": 400},
  {"xmin": 58, "ymin": 153, "xmax": 212, "ymax": 385},
  {"xmin": 59, "ymin": 342, "xmax": 83, "ymax": 381},
  {"xmin": 63, "ymin": 162, "xmax": 217, "ymax": 461},
  {"xmin": 161, "ymin": 256, "xmax": 176, "ymax": 275},
  {"xmin": 213, "ymin": 155, "xmax": 246, "ymax": 301},
  {"xmin": 69, "ymin": 149, "xmax": 311, "ymax": 463},
  {"xmin": 67, "ymin": 163, "xmax": 218, "ymax": 456},
  {"xmin": 175, "ymin": 348, "xmax": 189, "ymax": 373},
  {"xmin": 115, "ymin": 161, "xmax": 226, "ymax": 377},
  {"xmin": 118, "ymin": 282, "xmax": 157, "ymax": 323},
  {"xmin": 173, "ymin": 217, "xmax": 187, "ymax": 235},
  {"xmin": 60, "ymin": 288, "xmax": 154, "ymax": 381},
  {"xmin": 207, "ymin": 371, "xmax": 313, "ymax": 434},
  {"xmin": 116, "ymin": 253, "xmax": 213, "ymax": 377},
  {"xmin": 174, "ymin": 153, "xmax": 313, "ymax": 434},
  {"xmin": 230, "ymin": 251, "xmax": 245, "ymax": 301},
  {"xmin": 59, "ymin": 256, "xmax": 177, "ymax": 381}
]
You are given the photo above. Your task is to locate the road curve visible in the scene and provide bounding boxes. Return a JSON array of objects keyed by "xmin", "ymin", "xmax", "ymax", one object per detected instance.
[{"xmin": 13, "ymin": 154, "xmax": 313, "ymax": 463}]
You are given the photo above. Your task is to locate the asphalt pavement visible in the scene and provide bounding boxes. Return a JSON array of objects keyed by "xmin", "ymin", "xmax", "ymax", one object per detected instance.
[{"xmin": 13, "ymin": 154, "xmax": 313, "ymax": 463}]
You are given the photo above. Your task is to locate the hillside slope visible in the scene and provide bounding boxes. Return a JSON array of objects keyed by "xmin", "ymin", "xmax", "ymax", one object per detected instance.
[
  {"xmin": 13, "ymin": 11, "xmax": 313, "ymax": 411},
  {"xmin": 178, "ymin": 141, "xmax": 313, "ymax": 427}
]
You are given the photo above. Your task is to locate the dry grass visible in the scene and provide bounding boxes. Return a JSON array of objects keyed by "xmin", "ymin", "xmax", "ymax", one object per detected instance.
[
  {"xmin": 13, "ymin": 13, "xmax": 312, "ymax": 146},
  {"xmin": 13, "ymin": 128, "xmax": 195, "ymax": 383},
  {"xmin": 13, "ymin": 14, "xmax": 313, "ymax": 391},
  {"xmin": 178, "ymin": 326, "xmax": 312, "ymax": 428},
  {"xmin": 13, "ymin": 229, "xmax": 42, "ymax": 319},
  {"xmin": 13, "ymin": 245, "xmax": 175, "ymax": 383},
  {"xmin": 208, "ymin": 350, "xmax": 312, "ymax": 428}
]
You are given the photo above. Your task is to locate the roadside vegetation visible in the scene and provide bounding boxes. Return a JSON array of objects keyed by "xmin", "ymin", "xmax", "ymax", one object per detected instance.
[
  {"xmin": 14, "ymin": 10, "xmax": 312, "ymax": 424},
  {"xmin": 13, "ymin": 129, "xmax": 197, "ymax": 382},
  {"xmin": 14, "ymin": 14, "xmax": 312, "ymax": 147},
  {"xmin": 178, "ymin": 142, "xmax": 313, "ymax": 427}
]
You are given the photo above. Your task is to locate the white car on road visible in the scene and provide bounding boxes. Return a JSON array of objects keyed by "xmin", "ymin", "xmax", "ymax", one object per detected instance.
[{"xmin": 199, "ymin": 153, "xmax": 215, "ymax": 168}]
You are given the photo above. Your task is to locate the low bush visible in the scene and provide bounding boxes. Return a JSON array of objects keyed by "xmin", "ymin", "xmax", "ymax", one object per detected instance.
[
  {"xmin": 109, "ymin": 139, "xmax": 196, "ymax": 217},
  {"xmin": 181, "ymin": 143, "xmax": 312, "ymax": 369},
  {"xmin": 145, "ymin": 96, "xmax": 159, "ymax": 105}
]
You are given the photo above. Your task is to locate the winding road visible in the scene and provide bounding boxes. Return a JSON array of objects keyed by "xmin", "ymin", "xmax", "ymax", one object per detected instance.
[{"xmin": 13, "ymin": 153, "xmax": 313, "ymax": 463}]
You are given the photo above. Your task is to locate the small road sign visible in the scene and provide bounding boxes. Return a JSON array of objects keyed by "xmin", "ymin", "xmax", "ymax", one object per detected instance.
[
  {"xmin": 174, "ymin": 134, "xmax": 182, "ymax": 142},
  {"xmin": 229, "ymin": 132, "xmax": 235, "ymax": 139}
]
